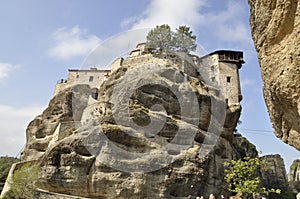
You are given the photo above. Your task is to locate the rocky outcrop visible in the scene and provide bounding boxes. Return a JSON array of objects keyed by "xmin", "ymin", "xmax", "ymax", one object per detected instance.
[
  {"xmin": 17, "ymin": 52, "xmax": 250, "ymax": 198},
  {"xmin": 248, "ymin": 0, "xmax": 300, "ymax": 150},
  {"xmin": 38, "ymin": 134, "xmax": 253, "ymax": 198},
  {"xmin": 21, "ymin": 84, "xmax": 93, "ymax": 161},
  {"xmin": 288, "ymin": 159, "xmax": 300, "ymax": 192},
  {"xmin": 260, "ymin": 154, "xmax": 288, "ymax": 191},
  {"xmin": 16, "ymin": 51, "xmax": 288, "ymax": 198}
]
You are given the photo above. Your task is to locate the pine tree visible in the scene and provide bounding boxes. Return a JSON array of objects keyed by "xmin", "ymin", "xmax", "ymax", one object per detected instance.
[
  {"xmin": 146, "ymin": 24, "xmax": 197, "ymax": 53},
  {"xmin": 172, "ymin": 25, "xmax": 197, "ymax": 53},
  {"xmin": 146, "ymin": 24, "xmax": 172, "ymax": 51}
]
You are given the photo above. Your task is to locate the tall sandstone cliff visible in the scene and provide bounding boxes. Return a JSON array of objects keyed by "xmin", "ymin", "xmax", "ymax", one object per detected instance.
[
  {"xmin": 17, "ymin": 52, "xmax": 289, "ymax": 198},
  {"xmin": 19, "ymin": 53, "xmax": 254, "ymax": 198},
  {"xmin": 248, "ymin": 0, "xmax": 300, "ymax": 150}
]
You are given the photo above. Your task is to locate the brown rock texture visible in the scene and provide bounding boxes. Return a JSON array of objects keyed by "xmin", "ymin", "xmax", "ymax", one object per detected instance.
[
  {"xmin": 19, "ymin": 53, "xmax": 247, "ymax": 198},
  {"xmin": 21, "ymin": 84, "xmax": 93, "ymax": 161},
  {"xmin": 14, "ymin": 51, "xmax": 291, "ymax": 198},
  {"xmin": 248, "ymin": 0, "xmax": 300, "ymax": 150}
]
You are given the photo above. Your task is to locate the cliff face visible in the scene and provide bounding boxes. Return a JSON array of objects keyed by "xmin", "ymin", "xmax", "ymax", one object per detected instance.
[
  {"xmin": 248, "ymin": 0, "xmax": 300, "ymax": 150},
  {"xmin": 16, "ymin": 51, "xmax": 291, "ymax": 198},
  {"xmin": 20, "ymin": 52, "xmax": 249, "ymax": 198},
  {"xmin": 288, "ymin": 159, "xmax": 300, "ymax": 192},
  {"xmin": 21, "ymin": 84, "xmax": 93, "ymax": 161},
  {"xmin": 260, "ymin": 154, "xmax": 288, "ymax": 191}
]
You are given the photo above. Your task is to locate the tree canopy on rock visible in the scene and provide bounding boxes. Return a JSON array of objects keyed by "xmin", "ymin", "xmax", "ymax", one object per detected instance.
[{"xmin": 146, "ymin": 24, "xmax": 197, "ymax": 53}]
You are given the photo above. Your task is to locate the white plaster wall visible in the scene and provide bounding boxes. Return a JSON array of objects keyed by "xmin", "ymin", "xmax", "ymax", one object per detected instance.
[{"xmin": 68, "ymin": 70, "xmax": 109, "ymax": 89}]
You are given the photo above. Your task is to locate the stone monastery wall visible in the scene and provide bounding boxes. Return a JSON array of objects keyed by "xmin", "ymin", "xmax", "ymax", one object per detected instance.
[{"xmin": 54, "ymin": 44, "xmax": 244, "ymax": 106}]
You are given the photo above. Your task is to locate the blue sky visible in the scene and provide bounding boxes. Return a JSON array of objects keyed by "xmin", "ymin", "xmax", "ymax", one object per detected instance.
[{"xmin": 0, "ymin": 0, "xmax": 298, "ymax": 171}]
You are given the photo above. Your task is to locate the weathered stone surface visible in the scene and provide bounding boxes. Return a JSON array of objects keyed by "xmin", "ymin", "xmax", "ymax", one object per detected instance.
[
  {"xmin": 232, "ymin": 134, "xmax": 257, "ymax": 159},
  {"xmin": 18, "ymin": 54, "xmax": 248, "ymax": 198},
  {"xmin": 37, "ymin": 133, "xmax": 255, "ymax": 198},
  {"xmin": 288, "ymin": 159, "xmax": 300, "ymax": 192},
  {"xmin": 21, "ymin": 84, "xmax": 92, "ymax": 161},
  {"xmin": 260, "ymin": 154, "xmax": 288, "ymax": 191},
  {"xmin": 17, "ymin": 52, "xmax": 287, "ymax": 198},
  {"xmin": 248, "ymin": 0, "xmax": 300, "ymax": 150}
]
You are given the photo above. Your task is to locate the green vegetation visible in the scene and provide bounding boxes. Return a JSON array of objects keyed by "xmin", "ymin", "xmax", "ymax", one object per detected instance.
[
  {"xmin": 0, "ymin": 156, "xmax": 19, "ymax": 193},
  {"xmin": 146, "ymin": 24, "xmax": 172, "ymax": 51},
  {"xmin": 146, "ymin": 24, "xmax": 197, "ymax": 53},
  {"xmin": 224, "ymin": 156, "xmax": 280, "ymax": 198},
  {"xmin": 268, "ymin": 190, "xmax": 296, "ymax": 199},
  {"xmin": 290, "ymin": 160, "xmax": 299, "ymax": 180},
  {"xmin": 2, "ymin": 162, "xmax": 41, "ymax": 199},
  {"xmin": 172, "ymin": 26, "xmax": 197, "ymax": 52}
]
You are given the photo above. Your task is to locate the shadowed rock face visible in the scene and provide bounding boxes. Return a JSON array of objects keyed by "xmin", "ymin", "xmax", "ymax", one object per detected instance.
[
  {"xmin": 288, "ymin": 159, "xmax": 300, "ymax": 192},
  {"xmin": 260, "ymin": 154, "xmax": 288, "ymax": 191},
  {"xmin": 248, "ymin": 0, "xmax": 300, "ymax": 150}
]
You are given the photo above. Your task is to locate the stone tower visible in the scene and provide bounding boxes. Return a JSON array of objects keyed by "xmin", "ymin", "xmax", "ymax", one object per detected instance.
[{"xmin": 196, "ymin": 50, "xmax": 244, "ymax": 105}]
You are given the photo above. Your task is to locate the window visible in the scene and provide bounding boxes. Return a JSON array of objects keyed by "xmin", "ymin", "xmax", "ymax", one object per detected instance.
[
  {"xmin": 89, "ymin": 76, "xmax": 94, "ymax": 82},
  {"xmin": 76, "ymin": 75, "xmax": 79, "ymax": 78},
  {"xmin": 211, "ymin": 77, "xmax": 216, "ymax": 82},
  {"xmin": 227, "ymin": 76, "xmax": 231, "ymax": 83},
  {"xmin": 211, "ymin": 66, "xmax": 215, "ymax": 71}
]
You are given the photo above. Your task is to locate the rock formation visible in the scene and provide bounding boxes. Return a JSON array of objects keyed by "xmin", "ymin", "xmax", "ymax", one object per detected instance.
[
  {"xmin": 21, "ymin": 84, "xmax": 93, "ymax": 161},
  {"xmin": 14, "ymin": 51, "xmax": 289, "ymax": 198},
  {"xmin": 18, "ymin": 52, "xmax": 250, "ymax": 198},
  {"xmin": 260, "ymin": 154, "xmax": 288, "ymax": 191},
  {"xmin": 288, "ymin": 159, "xmax": 300, "ymax": 192},
  {"xmin": 248, "ymin": 0, "xmax": 300, "ymax": 150}
]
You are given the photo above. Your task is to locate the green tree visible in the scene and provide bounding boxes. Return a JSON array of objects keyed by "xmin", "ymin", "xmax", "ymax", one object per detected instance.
[
  {"xmin": 172, "ymin": 25, "xmax": 197, "ymax": 53},
  {"xmin": 224, "ymin": 156, "xmax": 280, "ymax": 198},
  {"xmin": 0, "ymin": 156, "xmax": 19, "ymax": 193},
  {"xmin": 3, "ymin": 162, "xmax": 41, "ymax": 199},
  {"xmin": 146, "ymin": 24, "xmax": 172, "ymax": 51},
  {"xmin": 146, "ymin": 24, "xmax": 197, "ymax": 53}
]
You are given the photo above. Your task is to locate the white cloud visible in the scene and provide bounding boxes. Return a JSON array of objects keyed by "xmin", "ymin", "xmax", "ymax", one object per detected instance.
[
  {"xmin": 122, "ymin": 0, "xmax": 252, "ymax": 47},
  {"xmin": 121, "ymin": 16, "xmax": 140, "ymax": 29},
  {"xmin": 200, "ymin": 1, "xmax": 252, "ymax": 45},
  {"xmin": 125, "ymin": 0, "xmax": 208, "ymax": 30},
  {"xmin": 241, "ymin": 78, "xmax": 255, "ymax": 88},
  {"xmin": 81, "ymin": 29, "xmax": 150, "ymax": 69},
  {"xmin": 0, "ymin": 104, "xmax": 45, "ymax": 157},
  {"xmin": 81, "ymin": 0, "xmax": 253, "ymax": 69},
  {"xmin": 48, "ymin": 26, "xmax": 101, "ymax": 60},
  {"xmin": 0, "ymin": 63, "xmax": 20, "ymax": 80}
]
